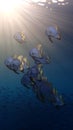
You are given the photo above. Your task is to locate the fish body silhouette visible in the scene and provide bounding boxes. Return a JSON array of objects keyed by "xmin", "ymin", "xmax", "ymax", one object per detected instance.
[
  {"xmin": 21, "ymin": 65, "xmax": 64, "ymax": 108},
  {"xmin": 4, "ymin": 57, "xmax": 21, "ymax": 74},
  {"xmin": 46, "ymin": 26, "xmax": 61, "ymax": 43},
  {"xmin": 29, "ymin": 48, "xmax": 51, "ymax": 64},
  {"xmin": 14, "ymin": 32, "xmax": 26, "ymax": 44}
]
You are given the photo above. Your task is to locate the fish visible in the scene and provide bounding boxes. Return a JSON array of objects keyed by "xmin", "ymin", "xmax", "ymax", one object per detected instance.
[
  {"xmin": 21, "ymin": 65, "xmax": 64, "ymax": 108},
  {"xmin": 29, "ymin": 47, "xmax": 51, "ymax": 64},
  {"xmin": 4, "ymin": 56, "xmax": 21, "ymax": 74},
  {"xmin": 46, "ymin": 25, "xmax": 61, "ymax": 43},
  {"xmin": 31, "ymin": 79, "xmax": 65, "ymax": 107},
  {"xmin": 14, "ymin": 32, "xmax": 26, "ymax": 44}
]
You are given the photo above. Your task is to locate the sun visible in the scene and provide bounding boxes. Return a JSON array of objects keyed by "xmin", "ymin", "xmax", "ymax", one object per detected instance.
[{"xmin": 0, "ymin": 0, "xmax": 22, "ymax": 14}]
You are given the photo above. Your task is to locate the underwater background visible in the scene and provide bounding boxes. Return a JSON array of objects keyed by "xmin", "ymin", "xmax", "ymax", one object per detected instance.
[{"xmin": 0, "ymin": 0, "xmax": 73, "ymax": 130}]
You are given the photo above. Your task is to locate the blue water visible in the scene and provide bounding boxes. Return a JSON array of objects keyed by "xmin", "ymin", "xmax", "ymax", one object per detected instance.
[{"xmin": 0, "ymin": 1, "xmax": 73, "ymax": 130}]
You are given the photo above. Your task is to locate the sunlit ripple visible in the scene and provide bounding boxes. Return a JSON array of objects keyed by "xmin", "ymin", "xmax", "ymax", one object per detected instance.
[{"xmin": 27, "ymin": 0, "xmax": 70, "ymax": 7}]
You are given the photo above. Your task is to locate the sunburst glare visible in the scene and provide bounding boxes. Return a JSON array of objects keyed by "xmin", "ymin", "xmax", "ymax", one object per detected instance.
[
  {"xmin": 0, "ymin": 0, "xmax": 71, "ymax": 55},
  {"xmin": 0, "ymin": 0, "xmax": 24, "ymax": 15}
]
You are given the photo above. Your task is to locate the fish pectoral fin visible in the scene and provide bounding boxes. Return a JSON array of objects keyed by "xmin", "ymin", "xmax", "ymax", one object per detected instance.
[
  {"xmin": 13, "ymin": 70, "xmax": 19, "ymax": 74},
  {"xmin": 36, "ymin": 92, "xmax": 45, "ymax": 103},
  {"xmin": 48, "ymin": 36, "xmax": 53, "ymax": 43}
]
